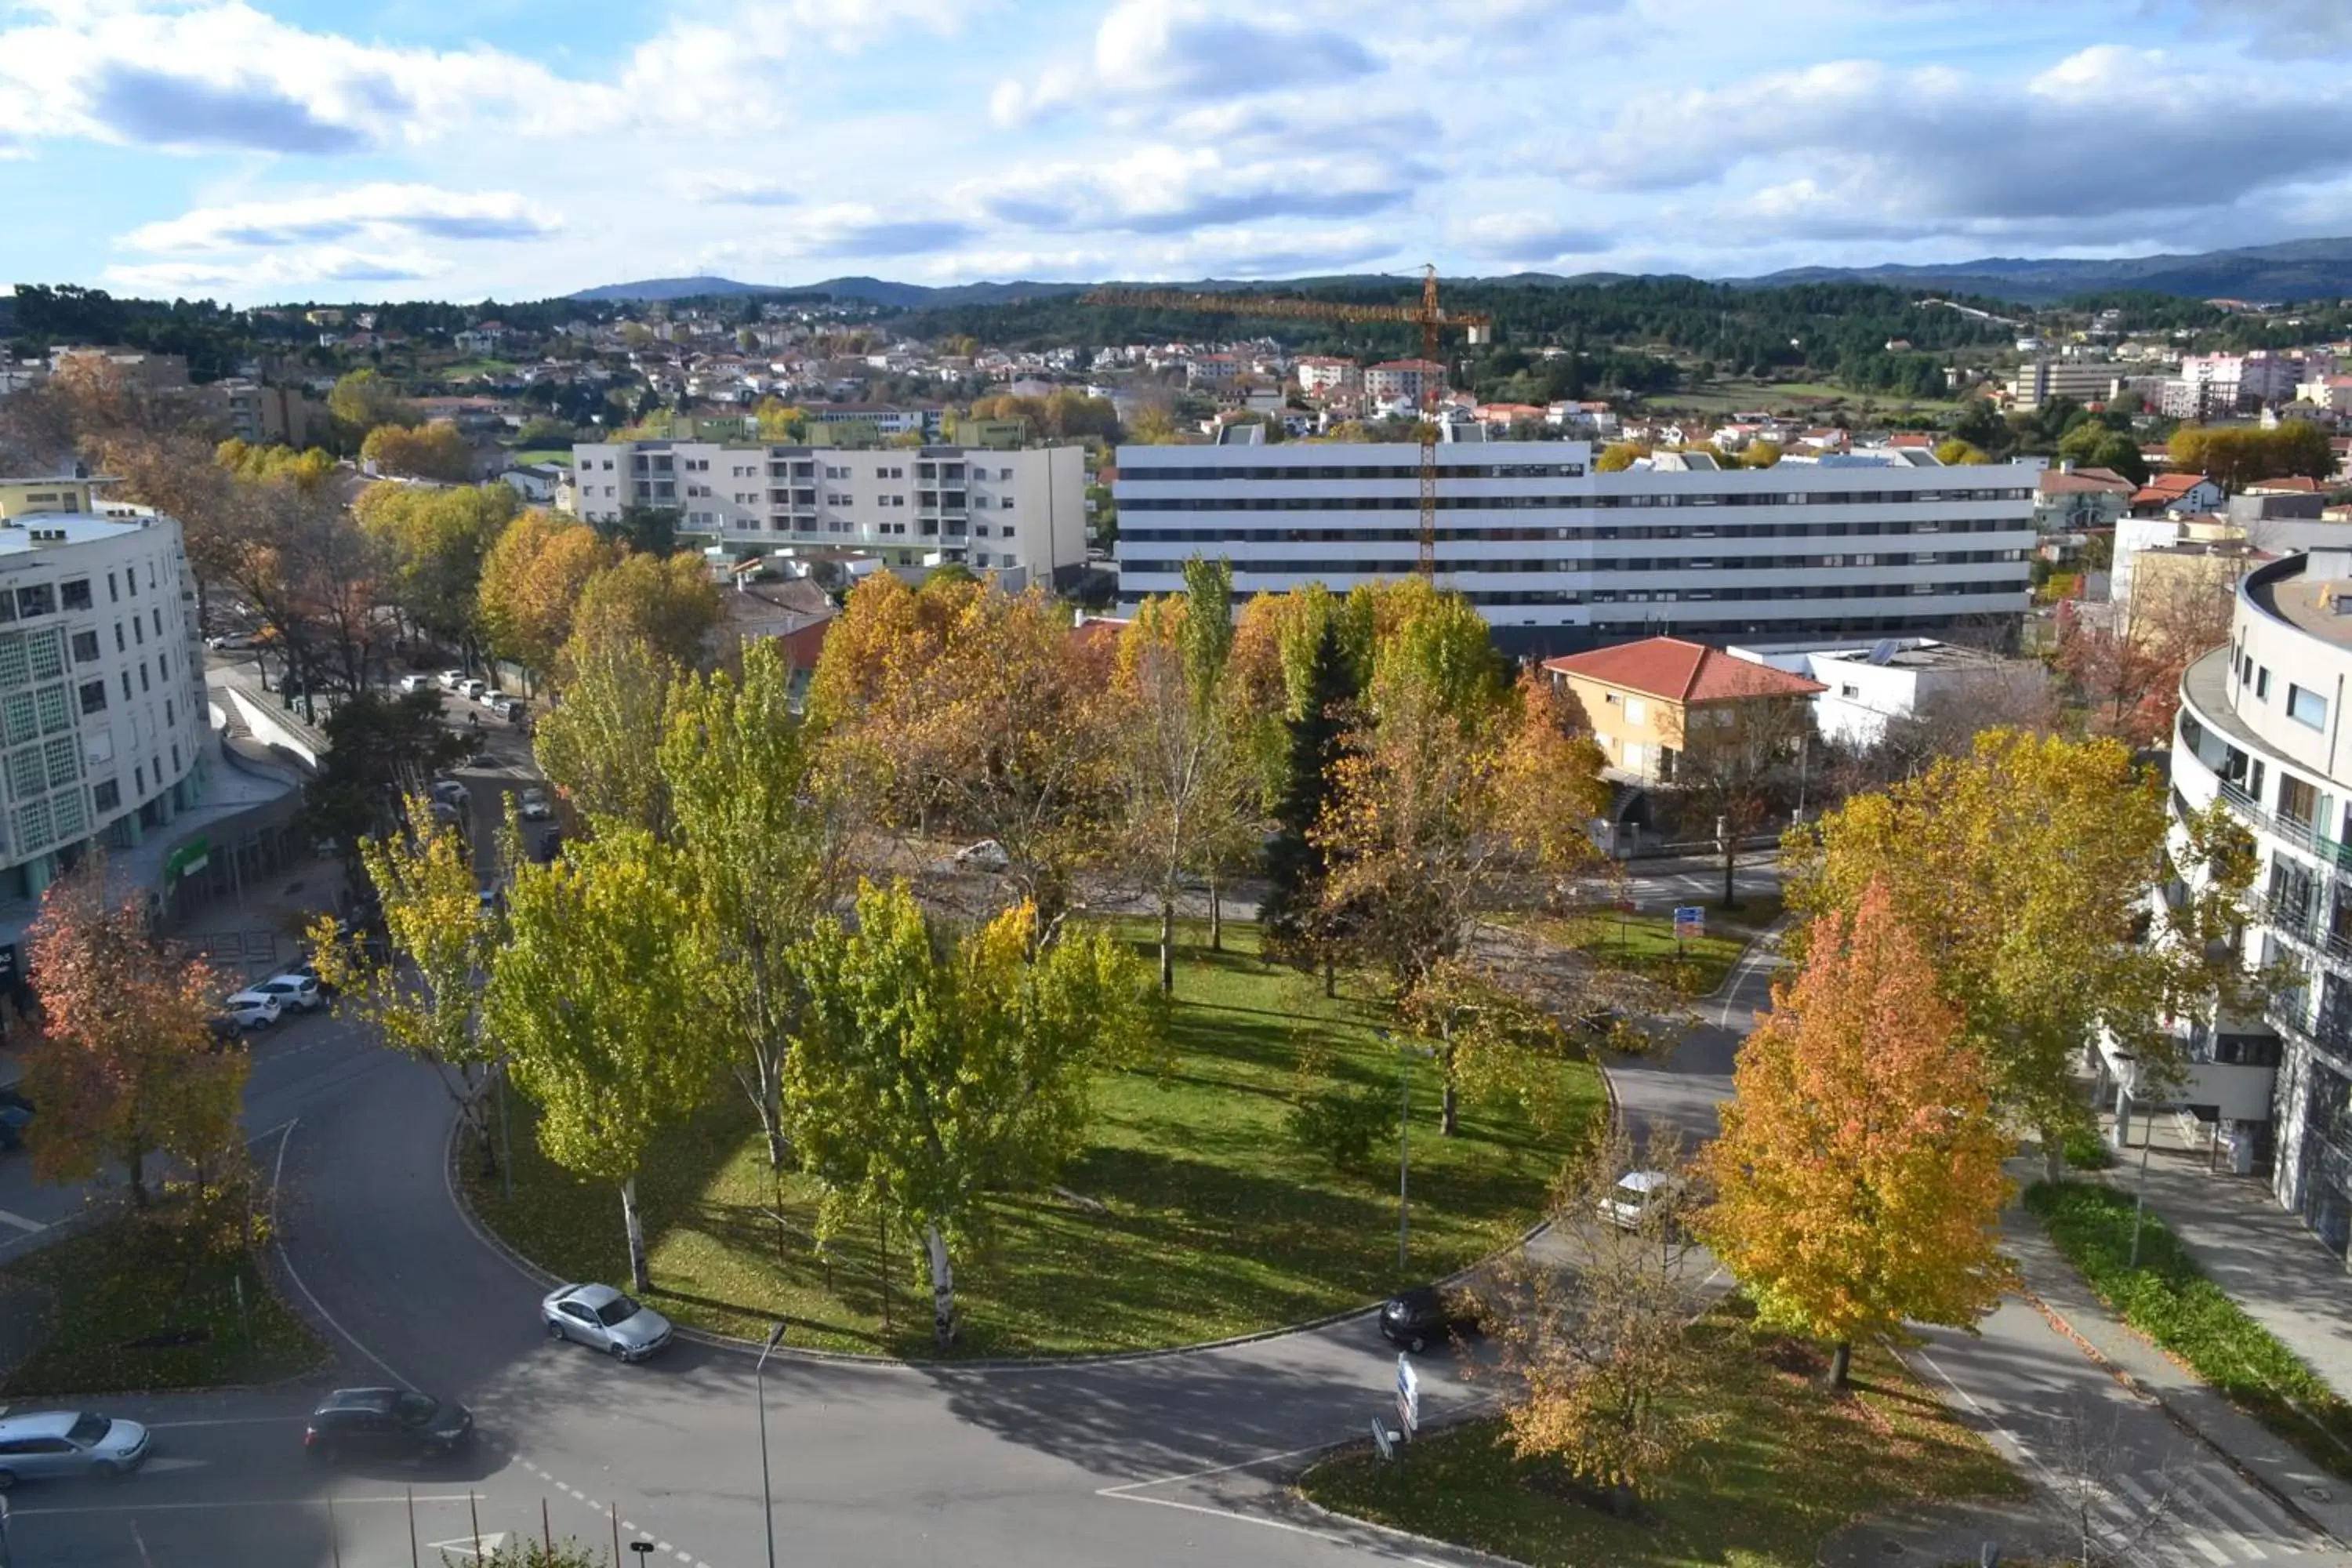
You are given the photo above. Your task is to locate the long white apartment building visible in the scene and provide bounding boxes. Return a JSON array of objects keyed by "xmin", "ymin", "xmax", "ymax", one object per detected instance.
[
  {"xmin": 572, "ymin": 438, "xmax": 1089, "ymax": 587},
  {"xmin": 1112, "ymin": 438, "xmax": 2036, "ymax": 653},
  {"xmin": 2165, "ymin": 549, "xmax": 2352, "ymax": 1252}
]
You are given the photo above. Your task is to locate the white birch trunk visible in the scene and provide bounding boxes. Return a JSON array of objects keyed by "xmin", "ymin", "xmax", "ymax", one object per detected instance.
[
  {"xmin": 621, "ymin": 1176, "xmax": 651, "ymax": 1294},
  {"xmin": 923, "ymin": 1222, "xmax": 956, "ymax": 1348}
]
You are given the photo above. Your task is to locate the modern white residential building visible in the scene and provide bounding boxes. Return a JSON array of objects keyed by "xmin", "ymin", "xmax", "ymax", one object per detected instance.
[
  {"xmin": 1362, "ymin": 360, "xmax": 1443, "ymax": 407},
  {"xmin": 1112, "ymin": 437, "xmax": 2037, "ymax": 655},
  {"xmin": 572, "ymin": 438, "xmax": 1089, "ymax": 586},
  {"xmin": 2007, "ymin": 360, "xmax": 2122, "ymax": 411},
  {"xmin": 2165, "ymin": 549, "xmax": 2352, "ymax": 1247},
  {"xmin": 1732, "ymin": 637, "xmax": 2046, "ymax": 749},
  {"xmin": 0, "ymin": 478, "xmax": 210, "ymax": 910}
]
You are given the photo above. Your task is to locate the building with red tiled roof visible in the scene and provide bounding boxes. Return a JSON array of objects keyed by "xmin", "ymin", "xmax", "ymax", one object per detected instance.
[
  {"xmin": 2245, "ymin": 476, "xmax": 2323, "ymax": 495},
  {"xmin": 1541, "ymin": 637, "xmax": 1824, "ymax": 786},
  {"xmin": 2129, "ymin": 472, "xmax": 2225, "ymax": 516}
]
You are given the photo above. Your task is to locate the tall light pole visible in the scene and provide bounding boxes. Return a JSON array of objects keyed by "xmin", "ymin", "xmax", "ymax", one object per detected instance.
[
  {"xmin": 1376, "ymin": 1029, "xmax": 1435, "ymax": 1275},
  {"xmin": 756, "ymin": 1321, "xmax": 786, "ymax": 1568}
]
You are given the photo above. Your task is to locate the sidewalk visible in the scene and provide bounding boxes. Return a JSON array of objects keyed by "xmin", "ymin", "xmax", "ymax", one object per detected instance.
[
  {"xmin": 2006, "ymin": 1151, "xmax": 2352, "ymax": 1547},
  {"xmin": 172, "ymin": 854, "xmax": 352, "ymax": 987}
]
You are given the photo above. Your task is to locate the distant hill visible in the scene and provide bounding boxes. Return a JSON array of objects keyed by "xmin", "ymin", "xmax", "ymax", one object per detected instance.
[
  {"xmin": 571, "ymin": 239, "xmax": 2352, "ymax": 310},
  {"xmin": 1733, "ymin": 237, "xmax": 2352, "ymax": 305}
]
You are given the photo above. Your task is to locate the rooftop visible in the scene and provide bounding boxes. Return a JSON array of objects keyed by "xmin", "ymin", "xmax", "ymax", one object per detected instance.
[
  {"xmin": 0, "ymin": 512, "xmax": 158, "ymax": 553},
  {"xmin": 1543, "ymin": 636, "xmax": 1828, "ymax": 703},
  {"xmin": 1813, "ymin": 638, "xmax": 2015, "ymax": 671},
  {"xmin": 2250, "ymin": 551, "xmax": 2352, "ymax": 652}
]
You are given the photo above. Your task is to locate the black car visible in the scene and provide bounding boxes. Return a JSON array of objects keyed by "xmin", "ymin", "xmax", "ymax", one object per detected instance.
[
  {"xmin": 1378, "ymin": 1284, "xmax": 1479, "ymax": 1352},
  {"xmin": 0, "ymin": 1087, "xmax": 31, "ymax": 1151},
  {"xmin": 303, "ymin": 1388, "xmax": 473, "ymax": 1465}
]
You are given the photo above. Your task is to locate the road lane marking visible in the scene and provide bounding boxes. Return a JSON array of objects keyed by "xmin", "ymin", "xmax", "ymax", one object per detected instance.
[
  {"xmin": 267, "ymin": 1118, "xmax": 413, "ymax": 1388},
  {"xmin": 1095, "ymin": 1439, "xmax": 1335, "ymax": 1494},
  {"xmin": 147, "ymin": 1417, "xmax": 307, "ymax": 1429},
  {"xmin": 0, "ymin": 1207, "xmax": 47, "ymax": 1233},
  {"xmin": 8, "ymin": 1492, "xmax": 485, "ymax": 1516}
]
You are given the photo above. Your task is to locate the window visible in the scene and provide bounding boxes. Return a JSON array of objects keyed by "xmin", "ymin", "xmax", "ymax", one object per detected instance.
[
  {"xmin": 1624, "ymin": 698, "xmax": 1647, "ymax": 725},
  {"xmin": 165, "ymin": 699, "xmax": 174, "ymax": 726},
  {"xmin": 1000, "ymin": 467, "xmax": 1014, "ymax": 481},
  {"xmin": 106, "ymin": 572, "xmax": 118, "ymax": 603},
  {"xmin": 114, "ymin": 624, "xmax": 124, "ymax": 653},
  {"xmin": 2257, "ymin": 666, "xmax": 2271, "ymax": 700},
  {"xmin": 151, "ymin": 608, "xmax": 162, "ymax": 636},
  {"xmin": 139, "ymin": 664, "xmax": 149, "ymax": 693},
  {"xmin": 59, "ymin": 579, "xmax": 90, "ymax": 611},
  {"xmin": 135, "ymin": 763, "xmax": 144, "ymax": 793},
  {"xmin": 170, "ymin": 742, "xmax": 179, "ymax": 771},
  {"xmin": 132, "ymin": 618, "xmax": 143, "ymax": 646},
  {"xmin": 34, "ymin": 685, "xmax": 67, "ymax": 734},
  {"xmin": 69, "ymin": 630, "xmax": 97, "ymax": 662},
  {"xmin": 119, "ymin": 671, "xmax": 131, "ymax": 702},
  {"xmin": 14, "ymin": 584, "xmax": 54, "ymax": 619},
  {"xmin": 78, "ymin": 680, "xmax": 106, "ymax": 715},
  {"xmin": 92, "ymin": 779, "xmax": 118, "ymax": 812},
  {"xmin": 2290, "ymin": 684, "xmax": 2328, "ymax": 730},
  {"xmin": 1001, "ymin": 496, "xmax": 1015, "ymax": 509}
]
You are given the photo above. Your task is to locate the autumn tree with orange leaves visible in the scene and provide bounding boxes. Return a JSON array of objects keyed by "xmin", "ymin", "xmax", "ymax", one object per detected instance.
[
  {"xmin": 1699, "ymin": 879, "xmax": 2013, "ymax": 1389},
  {"xmin": 18, "ymin": 868, "xmax": 245, "ymax": 1208}
]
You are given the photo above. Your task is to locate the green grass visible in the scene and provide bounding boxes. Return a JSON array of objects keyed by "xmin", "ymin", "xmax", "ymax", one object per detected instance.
[
  {"xmin": 510, "ymin": 448, "xmax": 574, "ymax": 467},
  {"xmin": 1298, "ymin": 1311, "xmax": 2023, "ymax": 1568},
  {"xmin": 1650, "ymin": 377, "xmax": 1962, "ymax": 418},
  {"xmin": 0, "ymin": 1207, "xmax": 325, "ymax": 1396},
  {"xmin": 2026, "ymin": 1181, "xmax": 2352, "ymax": 1479},
  {"xmin": 465, "ymin": 920, "xmax": 1602, "ymax": 1359},
  {"xmin": 1519, "ymin": 891, "xmax": 1782, "ymax": 997}
]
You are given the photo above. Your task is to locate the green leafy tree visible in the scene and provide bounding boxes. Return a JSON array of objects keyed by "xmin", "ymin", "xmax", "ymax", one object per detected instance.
[
  {"xmin": 1259, "ymin": 619, "xmax": 1352, "ymax": 986},
  {"xmin": 327, "ymin": 368, "xmax": 420, "ymax": 441},
  {"xmin": 784, "ymin": 882, "xmax": 1156, "ymax": 1345},
  {"xmin": 354, "ymin": 481, "xmax": 521, "ymax": 654},
  {"xmin": 302, "ymin": 689, "xmax": 472, "ymax": 857},
  {"xmin": 534, "ymin": 628, "xmax": 678, "ymax": 839},
  {"xmin": 487, "ymin": 828, "xmax": 716, "ymax": 1292},
  {"xmin": 361, "ymin": 421, "xmax": 474, "ymax": 484},
  {"xmin": 313, "ymin": 803, "xmax": 506, "ymax": 1176},
  {"xmin": 568, "ymin": 550, "xmax": 721, "ymax": 675},
  {"xmin": 661, "ymin": 640, "xmax": 848, "ymax": 1170}
]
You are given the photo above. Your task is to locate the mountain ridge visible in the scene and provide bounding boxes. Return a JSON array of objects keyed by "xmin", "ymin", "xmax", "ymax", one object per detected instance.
[{"xmin": 570, "ymin": 239, "xmax": 2352, "ymax": 308}]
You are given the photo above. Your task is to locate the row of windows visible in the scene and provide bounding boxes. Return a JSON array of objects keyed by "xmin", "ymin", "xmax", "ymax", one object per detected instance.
[
  {"xmin": 1121, "ymin": 518, "xmax": 2027, "ymax": 545},
  {"xmin": 1121, "ymin": 556, "xmax": 2030, "ymax": 578},
  {"xmin": 1117, "ymin": 463, "xmax": 1588, "ymax": 481},
  {"xmin": 1117, "ymin": 468, "xmax": 2026, "ymax": 505}
]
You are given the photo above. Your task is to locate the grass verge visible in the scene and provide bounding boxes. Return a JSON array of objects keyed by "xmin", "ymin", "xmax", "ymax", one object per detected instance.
[
  {"xmin": 2026, "ymin": 1180, "xmax": 2352, "ymax": 1479},
  {"xmin": 464, "ymin": 920, "xmax": 1602, "ymax": 1359},
  {"xmin": 1523, "ymin": 890, "xmax": 1783, "ymax": 997},
  {"xmin": 1298, "ymin": 1310, "xmax": 2022, "ymax": 1568},
  {"xmin": 0, "ymin": 1204, "xmax": 325, "ymax": 1396}
]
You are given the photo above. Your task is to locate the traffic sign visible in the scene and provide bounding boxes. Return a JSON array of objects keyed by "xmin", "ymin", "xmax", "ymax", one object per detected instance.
[
  {"xmin": 1673, "ymin": 905, "xmax": 1706, "ymax": 941},
  {"xmin": 1370, "ymin": 1417, "xmax": 1394, "ymax": 1462},
  {"xmin": 1396, "ymin": 1352, "xmax": 1421, "ymax": 1437}
]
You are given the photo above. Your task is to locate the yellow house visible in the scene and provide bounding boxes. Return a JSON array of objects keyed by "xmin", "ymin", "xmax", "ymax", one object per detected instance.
[
  {"xmin": 0, "ymin": 477, "xmax": 96, "ymax": 521},
  {"xmin": 1541, "ymin": 636, "xmax": 1824, "ymax": 786}
]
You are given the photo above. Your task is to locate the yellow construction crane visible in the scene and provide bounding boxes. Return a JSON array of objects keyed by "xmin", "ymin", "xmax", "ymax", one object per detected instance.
[{"xmin": 1081, "ymin": 266, "xmax": 1493, "ymax": 576}]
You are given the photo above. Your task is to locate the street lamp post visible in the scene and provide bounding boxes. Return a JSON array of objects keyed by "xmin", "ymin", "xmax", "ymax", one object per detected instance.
[
  {"xmin": 756, "ymin": 1321, "xmax": 787, "ymax": 1568},
  {"xmin": 1376, "ymin": 1029, "xmax": 1435, "ymax": 1275}
]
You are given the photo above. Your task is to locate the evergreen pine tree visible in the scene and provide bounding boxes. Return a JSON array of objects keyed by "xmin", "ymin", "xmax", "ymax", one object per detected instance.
[{"xmin": 1261, "ymin": 620, "xmax": 1351, "ymax": 972}]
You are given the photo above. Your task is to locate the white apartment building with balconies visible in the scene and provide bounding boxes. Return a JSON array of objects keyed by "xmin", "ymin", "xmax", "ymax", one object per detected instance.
[
  {"xmin": 1112, "ymin": 438, "xmax": 2037, "ymax": 655},
  {"xmin": 0, "ymin": 478, "xmax": 210, "ymax": 915},
  {"xmin": 571, "ymin": 439, "xmax": 1088, "ymax": 588},
  {"xmin": 2167, "ymin": 549, "xmax": 2352, "ymax": 1250}
]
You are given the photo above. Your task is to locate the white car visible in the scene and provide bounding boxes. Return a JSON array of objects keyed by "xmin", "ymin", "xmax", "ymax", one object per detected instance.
[
  {"xmin": 397, "ymin": 674, "xmax": 433, "ymax": 694},
  {"xmin": 437, "ymin": 669, "xmax": 466, "ymax": 690},
  {"xmin": 459, "ymin": 679, "xmax": 488, "ymax": 701},
  {"xmin": 430, "ymin": 779, "xmax": 470, "ymax": 809},
  {"xmin": 248, "ymin": 974, "xmax": 324, "ymax": 1013},
  {"xmin": 222, "ymin": 992, "xmax": 284, "ymax": 1030},
  {"xmin": 1599, "ymin": 1170, "xmax": 1682, "ymax": 1232},
  {"xmin": 953, "ymin": 839, "xmax": 1009, "ymax": 871},
  {"xmin": 0, "ymin": 1410, "xmax": 153, "ymax": 1486},
  {"xmin": 475, "ymin": 687, "xmax": 507, "ymax": 709},
  {"xmin": 517, "ymin": 786, "xmax": 554, "ymax": 822}
]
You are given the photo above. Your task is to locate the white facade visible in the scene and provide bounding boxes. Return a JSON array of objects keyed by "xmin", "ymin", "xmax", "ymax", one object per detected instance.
[
  {"xmin": 572, "ymin": 439, "xmax": 1088, "ymax": 583},
  {"xmin": 0, "ymin": 481, "xmax": 209, "ymax": 902},
  {"xmin": 2008, "ymin": 360, "xmax": 2122, "ymax": 410},
  {"xmin": 2169, "ymin": 550, "xmax": 2352, "ymax": 1244},
  {"xmin": 1734, "ymin": 637, "xmax": 2045, "ymax": 748},
  {"xmin": 1112, "ymin": 440, "xmax": 2036, "ymax": 653}
]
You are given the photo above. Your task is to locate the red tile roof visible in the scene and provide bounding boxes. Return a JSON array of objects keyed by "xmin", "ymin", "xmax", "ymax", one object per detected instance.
[
  {"xmin": 2246, "ymin": 475, "xmax": 2321, "ymax": 493},
  {"xmin": 1541, "ymin": 637, "xmax": 1827, "ymax": 704}
]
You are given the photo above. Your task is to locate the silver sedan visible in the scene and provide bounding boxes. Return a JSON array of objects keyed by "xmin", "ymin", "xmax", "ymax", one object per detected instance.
[{"xmin": 541, "ymin": 1283, "xmax": 674, "ymax": 1363}]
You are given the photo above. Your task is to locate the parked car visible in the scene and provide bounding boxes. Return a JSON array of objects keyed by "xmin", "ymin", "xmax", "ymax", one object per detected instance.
[
  {"xmin": 303, "ymin": 1388, "xmax": 473, "ymax": 1465},
  {"xmin": 222, "ymin": 992, "xmax": 284, "ymax": 1030},
  {"xmin": 474, "ymin": 687, "xmax": 508, "ymax": 709},
  {"xmin": 0, "ymin": 1086, "xmax": 32, "ymax": 1150},
  {"xmin": 205, "ymin": 633, "xmax": 256, "ymax": 652},
  {"xmin": 397, "ymin": 674, "xmax": 434, "ymax": 694},
  {"xmin": 248, "ymin": 973, "xmax": 324, "ymax": 1013},
  {"xmin": 205, "ymin": 1015, "xmax": 245, "ymax": 1051},
  {"xmin": 491, "ymin": 696, "xmax": 526, "ymax": 723},
  {"xmin": 0, "ymin": 1410, "xmax": 152, "ymax": 1486},
  {"xmin": 459, "ymin": 679, "xmax": 488, "ymax": 701},
  {"xmin": 541, "ymin": 1283, "xmax": 675, "ymax": 1362},
  {"xmin": 953, "ymin": 839, "xmax": 1009, "ymax": 871},
  {"xmin": 1378, "ymin": 1283, "xmax": 1480, "ymax": 1353},
  {"xmin": 437, "ymin": 670, "xmax": 466, "ymax": 691},
  {"xmin": 430, "ymin": 779, "xmax": 470, "ymax": 810},
  {"xmin": 1598, "ymin": 1170, "xmax": 1684, "ymax": 1232},
  {"xmin": 517, "ymin": 786, "xmax": 553, "ymax": 822}
]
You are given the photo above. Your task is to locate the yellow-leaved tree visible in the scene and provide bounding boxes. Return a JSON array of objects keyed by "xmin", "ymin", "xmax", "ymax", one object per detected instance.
[{"xmin": 1700, "ymin": 877, "xmax": 2013, "ymax": 1388}]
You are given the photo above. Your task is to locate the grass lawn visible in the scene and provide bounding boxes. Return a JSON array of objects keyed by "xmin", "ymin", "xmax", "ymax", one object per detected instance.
[
  {"xmin": 465, "ymin": 920, "xmax": 1602, "ymax": 1359},
  {"xmin": 510, "ymin": 448, "xmax": 574, "ymax": 468},
  {"xmin": 1517, "ymin": 891, "xmax": 1783, "ymax": 997},
  {"xmin": 1298, "ymin": 1311, "xmax": 2024, "ymax": 1568},
  {"xmin": 0, "ymin": 1210, "xmax": 325, "ymax": 1396},
  {"xmin": 2027, "ymin": 1181, "xmax": 2352, "ymax": 1479},
  {"xmin": 1651, "ymin": 377, "xmax": 1962, "ymax": 419}
]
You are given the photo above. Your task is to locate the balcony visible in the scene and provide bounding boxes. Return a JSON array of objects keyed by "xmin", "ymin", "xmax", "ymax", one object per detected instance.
[
  {"xmin": 2263, "ymin": 891, "xmax": 2352, "ymax": 972},
  {"xmin": 2268, "ymin": 995, "xmax": 2352, "ymax": 1065},
  {"xmin": 2218, "ymin": 781, "xmax": 2352, "ymax": 873}
]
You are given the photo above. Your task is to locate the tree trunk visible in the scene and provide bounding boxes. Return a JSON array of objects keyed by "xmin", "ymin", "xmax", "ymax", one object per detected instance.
[
  {"xmin": 1609, "ymin": 1483, "xmax": 1635, "ymax": 1519},
  {"xmin": 620, "ymin": 1176, "xmax": 651, "ymax": 1294},
  {"xmin": 2042, "ymin": 1125, "xmax": 2066, "ymax": 1185},
  {"xmin": 1208, "ymin": 867, "xmax": 1223, "ymax": 951},
  {"xmin": 125, "ymin": 1142, "xmax": 148, "ymax": 1210},
  {"xmin": 1323, "ymin": 953, "xmax": 1336, "ymax": 998},
  {"xmin": 1827, "ymin": 1339, "xmax": 1852, "ymax": 1390},
  {"xmin": 1721, "ymin": 842, "xmax": 1739, "ymax": 912},
  {"xmin": 923, "ymin": 1222, "xmax": 956, "ymax": 1348},
  {"xmin": 1159, "ymin": 892, "xmax": 1175, "ymax": 994},
  {"xmin": 764, "ymin": 1120, "xmax": 789, "ymax": 1173},
  {"xmin": 1440, "ymin": 1075, "xmax": 1459, "ymax": 1138}
]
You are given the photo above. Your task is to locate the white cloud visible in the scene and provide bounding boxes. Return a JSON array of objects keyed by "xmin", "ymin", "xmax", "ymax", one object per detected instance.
[
  {"xmin": 2191, "ymin": 0, "xmax": 2352, "ymax": 57},
  {"xmin": 673, "ymin": 172, "xmax": 800, "ymax": 207},
  {"xmin": 103, "ymin": 245, "xmax": 450, "ymax": 295},
  {"xmin": 992, "ymin": 0, "xmax": 1382, "ymax": 126},
  {"xmin": 960, "ymin": 146, "xmax": 1421, "ymax": 234},
  {"xmin": 122, "ymin": 184, "xmax": 559, "ymax": 252},
  {"xmin": 1455, "ymin": 212, "xmax": 1612, "ymax": 263}
]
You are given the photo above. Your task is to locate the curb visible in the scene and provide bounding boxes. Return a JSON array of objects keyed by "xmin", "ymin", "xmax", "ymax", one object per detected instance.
[{"xmin": 440, "ymin": 1095, "xmax": 1565, "ymax": 1374}]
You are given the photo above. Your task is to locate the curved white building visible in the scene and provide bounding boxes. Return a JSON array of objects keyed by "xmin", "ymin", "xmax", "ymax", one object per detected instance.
[{"xmin": 2169, "ymin": 548, "xmax": 2352, "ymax": 1249}]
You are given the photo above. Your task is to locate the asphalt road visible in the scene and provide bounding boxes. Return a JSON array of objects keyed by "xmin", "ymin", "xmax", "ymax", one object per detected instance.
[{"xmin": 1603, "ymin": 895, "xmax": 2328, "ymax": 1568}]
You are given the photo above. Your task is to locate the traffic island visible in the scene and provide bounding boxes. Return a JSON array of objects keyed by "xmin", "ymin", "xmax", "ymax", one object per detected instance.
[
  {"xmin": 0, "ymin": 1198, "xmax": 325, "ymax": 1396},
  {"xmin": 1295, "ymin": 1315, "xmax": 2023, "ymax": 1568},
  {"xmin": 460, "ymin": 920, "xmax": 1603, "ymax": 1359}
]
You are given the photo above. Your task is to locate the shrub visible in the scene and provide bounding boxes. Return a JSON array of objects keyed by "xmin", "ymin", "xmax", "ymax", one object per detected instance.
[
  {"xmin": 1286, "ymin": 1048, "xmax": 1396, "ymax": 1174},
  {"xmin": 2026, "ymin": 1181, "xmax": 2352, "ymax": 1477},
  {"xmin": 2060, "ymin": 1127, "xmax": 2115, "ymax": 1171}
]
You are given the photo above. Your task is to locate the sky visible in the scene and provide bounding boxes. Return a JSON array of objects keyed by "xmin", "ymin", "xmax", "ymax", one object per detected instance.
[{"xmin": 2, "ymin": 0, "xmax": 2350, "ymax": 305}]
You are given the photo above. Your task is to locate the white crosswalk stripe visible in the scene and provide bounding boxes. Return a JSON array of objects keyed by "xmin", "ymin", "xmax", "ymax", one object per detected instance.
[{"xmin": 2013, "ymin": 1442, "xmax": 2316, "ymax": 1568}]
